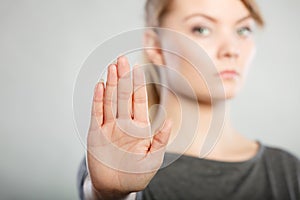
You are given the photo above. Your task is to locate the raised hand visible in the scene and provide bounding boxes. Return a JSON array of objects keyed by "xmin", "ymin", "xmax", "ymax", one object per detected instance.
[{"xmin": 86, "ymin": 56, "xmax": 172, "ymax": 199}]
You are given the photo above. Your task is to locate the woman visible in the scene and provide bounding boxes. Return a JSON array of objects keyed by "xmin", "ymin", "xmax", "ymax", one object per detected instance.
[{"xmin": 78, "ymin": 0, "xmax": 300, "ymax": 199}]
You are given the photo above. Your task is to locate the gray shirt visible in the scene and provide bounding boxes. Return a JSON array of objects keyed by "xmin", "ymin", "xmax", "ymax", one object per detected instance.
[{"xmin": 78, "ymin": 142, "xmax": 300, "ymax": 200}]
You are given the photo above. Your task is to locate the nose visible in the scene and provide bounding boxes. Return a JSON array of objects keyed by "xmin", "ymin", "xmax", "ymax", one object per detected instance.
[{"xmin": 217, "ymin": 35, "xmax": 240, "ymax": 61}]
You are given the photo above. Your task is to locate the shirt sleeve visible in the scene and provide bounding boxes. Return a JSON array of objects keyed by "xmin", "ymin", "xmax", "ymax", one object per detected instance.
[
  {"xmin": 77, "ymin": 156, "xmax": 88, "ymax": 200},
  {"xmin": 265, "ymin": 147, "xmax": 300, "ymax": 200}
]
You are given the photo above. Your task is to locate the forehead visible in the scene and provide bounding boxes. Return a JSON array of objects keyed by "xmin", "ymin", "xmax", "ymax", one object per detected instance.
[{"xmin": 168, "ymin": 0, "xmax": 251, "ymax": 22}]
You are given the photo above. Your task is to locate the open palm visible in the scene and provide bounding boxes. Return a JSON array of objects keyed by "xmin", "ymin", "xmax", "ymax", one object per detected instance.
[{"xmin": 87, "ymin": 56, "xmax": 172, "ymax": 196}]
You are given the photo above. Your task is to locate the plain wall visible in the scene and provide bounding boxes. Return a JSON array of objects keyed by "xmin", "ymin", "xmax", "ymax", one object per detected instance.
[{"xmin": 0, "ymin": 0, "xmax": 299, "ymax": 199}]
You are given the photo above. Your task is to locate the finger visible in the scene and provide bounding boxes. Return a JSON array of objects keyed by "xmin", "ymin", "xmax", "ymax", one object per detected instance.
[
  {"xmin": 92, "ymin": 82, "xmax": 104, "ymax": 124},
  {"xmin": 150, "ymin": 119, "xmax": 173, "ymax": 151},
  {"xmin": 133, "ymin": 65, "xmax": 149, "ymax": 124},
  {"xmin": 117, "ymin": 56, "xmax": 132, "ymax": 119},
  {"xmin": 90, "ymin": 82, "xmax": 104, "ymax": 130},
  {"xmin": 104, "ymin": 64, "xmax": 117, "ymax": 123}
]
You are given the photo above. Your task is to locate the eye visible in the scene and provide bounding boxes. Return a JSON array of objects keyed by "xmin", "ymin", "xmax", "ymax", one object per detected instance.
[
  {"xmin": 237, "ymin": 26, "xmax": 253, "ymax": 37},
  {"xmin": 192, "ymin": 26, "xmax": 211, "ymax": 37}
]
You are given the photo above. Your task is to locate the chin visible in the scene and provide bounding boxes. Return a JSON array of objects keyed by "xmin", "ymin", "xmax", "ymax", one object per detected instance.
[
  {"xmin": 190, "ymin": 79, "xmax": 244, "ymax": 103},
  {"xmin": 216, "ymin": 74, "xmax": 244, "ymax": 97},
  {"xmin": 225, "ymin": 92, "xmax": 237, "ymax": 100},
  {"xmin": 224, "ymin": 87, "xmax": 240, "ymax": 100}
]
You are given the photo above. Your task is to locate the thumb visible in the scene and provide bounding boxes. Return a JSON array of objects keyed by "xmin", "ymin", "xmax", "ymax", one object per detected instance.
[{"xmin": 150, "ymin": 119, "xmax": 173, "ymax": 152}]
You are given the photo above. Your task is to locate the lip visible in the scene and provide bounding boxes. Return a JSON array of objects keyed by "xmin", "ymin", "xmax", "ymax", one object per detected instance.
[{"xmin": 217, "ymin": 70, "xmax": 240, "ymax": 79}]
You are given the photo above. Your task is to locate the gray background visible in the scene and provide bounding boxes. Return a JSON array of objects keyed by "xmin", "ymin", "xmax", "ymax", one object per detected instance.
[{"xmin": 0, "ymin": 0, "xmax": 299, "ymax": 199}]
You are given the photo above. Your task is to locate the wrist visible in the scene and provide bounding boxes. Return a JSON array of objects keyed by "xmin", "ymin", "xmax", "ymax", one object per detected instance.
[{"xmin": 84, "ymin": 174, "xmax": 133, "ymax": 200}]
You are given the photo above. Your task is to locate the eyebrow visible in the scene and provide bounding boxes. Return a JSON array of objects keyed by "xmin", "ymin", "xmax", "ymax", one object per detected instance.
[{"xmin": 184, "ymin": 13, "xmax": 253, "ymax": 24}]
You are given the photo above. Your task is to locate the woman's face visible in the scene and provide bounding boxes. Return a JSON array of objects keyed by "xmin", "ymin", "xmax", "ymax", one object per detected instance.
[{"xmin": 150, "ymin": 0, "xmax": 257, "ymax": 101}]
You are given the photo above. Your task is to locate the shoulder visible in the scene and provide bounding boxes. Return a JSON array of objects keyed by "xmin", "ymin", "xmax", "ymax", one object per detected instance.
[
  {"xmin": 260, "ymin": 144, "xmax": 300, "ymax": 198},
  {"xmin": 261, "ymin": 143, "xmax": 300, "ymax": 172},
  {"xmin": 264, "ymin": 144, "xmax": 299, "ymax": 162}
]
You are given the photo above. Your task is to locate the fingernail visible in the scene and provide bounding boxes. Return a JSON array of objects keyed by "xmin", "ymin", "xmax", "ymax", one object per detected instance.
[
  {"xmin": 110, "ymin": 64, "xmax": 116, "ymax": 72},
  {"xmin": 99, "ymin": 78, "xmax": 105, "ymax": 83}
]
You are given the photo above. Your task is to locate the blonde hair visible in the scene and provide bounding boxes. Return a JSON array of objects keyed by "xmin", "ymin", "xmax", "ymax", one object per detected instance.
[
  {"xmin": 145, "ymin": 0, "xmax": 265, "ymax": 27},
  {"xmin": 144, "ymin": 0, "xmax": 265, "ymax": 106}
]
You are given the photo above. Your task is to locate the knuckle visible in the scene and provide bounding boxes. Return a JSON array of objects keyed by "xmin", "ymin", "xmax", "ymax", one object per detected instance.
[
  {"xmin": 106, "ymin": 83, "xmax": 117, "ymax": 87},
  {"xmin": 92, "ymin": 111, "xmax": 103, "ymax": 116},
  {"xmin": 118, "ymin": 91, "xmax": 132, "ymax": 99},
  {"xmin": 134, "ymin": 97, "xmax": 147, "ymax": 104},
  {"xmin": 104, "ymin": 98, "xmax": 117, "ymax": 105}
]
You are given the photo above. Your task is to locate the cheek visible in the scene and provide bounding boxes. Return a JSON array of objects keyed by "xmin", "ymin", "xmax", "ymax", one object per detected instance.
[
  {"xmin": 189, "ymin": 39, "xmax": 215, "ymax": 59},
  {"xmin": 162, "ymin": 50, "xmax": 225, "ymax": 102},
  {"xmin": 240, "ymin": 40, "xmax": 256, "ymax": 68},
  {"xmin": 159, "ymin": 31, "xmax": 227, "ymax": 101}
]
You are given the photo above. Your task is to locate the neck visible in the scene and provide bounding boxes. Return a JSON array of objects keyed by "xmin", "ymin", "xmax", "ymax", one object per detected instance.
[{"xmin": 160, "ymin": 89, "xmax": 242, "ymax": 158}]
